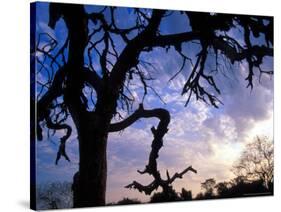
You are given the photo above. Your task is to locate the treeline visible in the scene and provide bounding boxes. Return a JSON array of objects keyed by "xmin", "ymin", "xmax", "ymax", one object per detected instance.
[
  {"xmin": 36, "ymin": 136, "xmax": 273, "ymax": 208},
  {"xmin": 112, "ymin": 136, "xmax": 273, "ymax": 204},
  {"xmin": 196, "ymin": 177, "xmax": 273, "ymax": 200}
]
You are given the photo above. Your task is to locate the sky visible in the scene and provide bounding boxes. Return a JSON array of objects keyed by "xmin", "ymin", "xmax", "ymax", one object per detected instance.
[{"xmin": 34, "ymin": 2, "xmax": 273, "ymax": 204}]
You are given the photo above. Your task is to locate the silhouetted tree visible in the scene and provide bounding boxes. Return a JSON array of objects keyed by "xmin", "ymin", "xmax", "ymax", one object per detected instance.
[
  {"xmin": 150, "ymin": 187, "xmax": 192, "ymax": 202},
  {"xmin": 226, "ymin": 177, "xmax": 268, "ymax": 197},
  {"xmin": 36, "ymin": 182, "xmax": 73, "ymax": 209},
  {"xmin": 215, "ymin": 181, "xmax": 232, "ymax": 197},
  {"xmin": 200, "ymin": 178, "xmax": 216, "ymax": 198},
  {"xmin": 33, "ymin": 2, "xmax": 273, "ymax": 207},
  {"xmin": 180, "ymin": 188, "xmax": 193, "ymax": 201},
  {"xmin": 199, "ymin": 177, "xmax": 271, "ymax": 199},
  {"xmin": 212, "ymin": 178, "xmax": 270, "ymax": 199},
  {"xmin": 195, "ymin": 192, "xmax": 204, "ymax": 200},
  {"xmin": 115, "ymin": 198, "xmax": 141, "ymax": 205},
  {"xmin": 214, "ymin": 136, "xmax": 274, "ymax": 199},
  {"xmin": 150, "ymin": 187, "xmax": 180, "ymax": 203},
  {"xmin": 232, "ymin": 136, "xmax": 273, "ymax": 190}
]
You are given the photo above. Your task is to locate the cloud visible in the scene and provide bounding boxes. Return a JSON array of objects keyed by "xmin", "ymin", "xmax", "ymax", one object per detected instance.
[
  {"xmin": 104, "ymin": 56, "xmax": 273, "ymax": 201},
  {"xmin": 218, "ymin": 64, "xmax": 273, "ymax": 142}
]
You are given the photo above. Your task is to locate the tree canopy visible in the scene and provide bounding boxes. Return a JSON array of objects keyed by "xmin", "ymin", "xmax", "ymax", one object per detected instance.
[{"xmin": 232, "ymin": 136, "xmax": 273, "ymax": 189}]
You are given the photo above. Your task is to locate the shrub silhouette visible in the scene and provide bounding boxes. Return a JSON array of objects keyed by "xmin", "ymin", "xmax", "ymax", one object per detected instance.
[{"xmin": 116, "ymin": 198, "xmax": 141, "ymax": 205}]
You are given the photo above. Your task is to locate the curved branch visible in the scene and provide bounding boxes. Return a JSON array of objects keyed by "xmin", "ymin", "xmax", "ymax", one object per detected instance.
[
  {"xmin": 125, "ymin": 180, "xmax": 158, "ymax": 195},
  {"xmin": 81, "ymin": 67, "xmax": 102, "ymax": 94},
  {"xmin": 46, "ymin": 116, "xmax": 72, "ymax": 165},
  {"xmin": 109, "ymin": 103, "xmax": 169, "ymax": 132},
  {"xmin": 109, "ymin": 10, "xmax": 166, "ymax": 95},
  {"xmin": 169, "ymin": 166, "xmax": 197, "ymax": 183},
  {"xmin": 126, "ymin": 166, "xmax": 197, "ymax": 195},
  {"xmin": 37, "ymin": 66, "xmax": 101, "ymax": 141},
  {"xmin": 37, "ymin": 65, "xmax": 67, "ymax": 140},
  {"xmin": 111, "ymin": 104, "xmax": 196, "ymax": 195}
]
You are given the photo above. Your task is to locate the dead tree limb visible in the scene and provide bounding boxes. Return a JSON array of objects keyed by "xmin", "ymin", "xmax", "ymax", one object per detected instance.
[{"xmin": 109, "ymin": 104, "xmax": 197, "ymax": 195}]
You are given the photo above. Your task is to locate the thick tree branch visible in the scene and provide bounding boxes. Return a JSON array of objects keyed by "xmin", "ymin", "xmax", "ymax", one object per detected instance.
[
  {"xmin": 111, "ymin": 104, "xmax": 196, "ymax": 195},
  {"xmin": 109, "ymin": 10, "xmax": 166, "ymax": 93},
  {"xmin": 109, "ymin": 104, "xmax": 169, "ymax": 132},
  {"xmin": 149, "ymin": 31, "xmax": 200, "ymax": 48},
  {"xmin": 169, "ymin": 166, "xmax": 197, "ymax": 183},
  {"xmin": 81, "ymin": 67, "xmax": 102, "ymax": 94},
  {"xmin": 125, "ymin": 180, "xmax": 158, "ymax": 195},
  {"xmin": 126, "ymin": 166, "xmax": 197, "ymax": 195}
]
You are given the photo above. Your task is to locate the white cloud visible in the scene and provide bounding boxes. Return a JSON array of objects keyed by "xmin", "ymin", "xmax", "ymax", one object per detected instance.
[{"xmin": 104, "ymin": 61, "xmax": 273, "ymax": 201}]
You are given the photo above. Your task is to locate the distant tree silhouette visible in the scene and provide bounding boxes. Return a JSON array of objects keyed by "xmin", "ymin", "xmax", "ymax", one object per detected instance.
[
  {"xmin": 206, "ymin": 137, "xmax": 274, "ymax": 199},
  {"xmin": 36, "ymin": 182, "xmax": 73, "ymax": 209},
  {"xmin": 115, "ymin": 198, "xmax": 141, "ymax": 205},
  {"xmin": 200, "ymin": 178, "xmax": 216, "ymax": 198},
  {"xmin": 195, "ymin": 192, "xmax": 205, "ymax": 200},
  {"xmin": 150, "ymin": 187, "xmax": 193, "ymax": 202},
  {"xmin": 150, "ymin": 187, "xmax": 180, "ymax": 203},
  {"xmin": 33, "ymin": 1, "xmax": 273, "ymax": 207},
  {"xmin": 215, "ymin": 181, "xmax": 232, "ymax": 197},
  {"xmin": 215, "ymin": 177, "xmax": 269, "ymax": 198},
  {"xmin": 197, "ymin": 176, "xmax": 272, "ymax": 200},
  {"xmin": 230, "ymin": 177, "xmax": 268, "ymax": 196},
  {"xmin": 180, "ymin": 188, "xmax": 193, "ymax": 201},
  {"xmin": 232, "ymin": 136, "xmax": 273, "ymax": 190}
]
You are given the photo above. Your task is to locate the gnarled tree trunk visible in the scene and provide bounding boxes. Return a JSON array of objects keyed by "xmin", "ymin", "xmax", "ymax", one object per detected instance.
[
  {"xmin": 49, "ymin": 3, "xmax": 111, "ymax": 207},
  {"xmin": 72, "ymin": 116, "xmax": 109, "ymax": 207}
]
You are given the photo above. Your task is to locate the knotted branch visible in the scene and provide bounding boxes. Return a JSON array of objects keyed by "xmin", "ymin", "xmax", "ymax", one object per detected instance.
[
  {"xmin": 110, "ymin": 104, "xmax": 197, "ymax": 195},
  {"xmin": 45, "ymin": 115, "xmax": 72, "ymax": 165}
]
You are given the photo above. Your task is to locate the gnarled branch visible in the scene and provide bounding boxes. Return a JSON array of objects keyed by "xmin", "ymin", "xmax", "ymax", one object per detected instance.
[
  {"xmin": 45, "ymin": 113, "xmax": 72, "ymax": 165},
  {"xmin": 37, "ymin": 65, "xmax": 67, "ymax": 140},
  {"xmin": 110, "ymin": 104, "xmax": 196, "ymax": 195},
  {"xmin": 109, "ymin": 103, "xmax": 169, "ymax": 132}
]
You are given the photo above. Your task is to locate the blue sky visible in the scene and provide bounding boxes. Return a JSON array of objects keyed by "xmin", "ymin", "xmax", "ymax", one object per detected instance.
[{"xmin": 34, "ymin": 2, "xmax": 273, "ymax": 203}]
